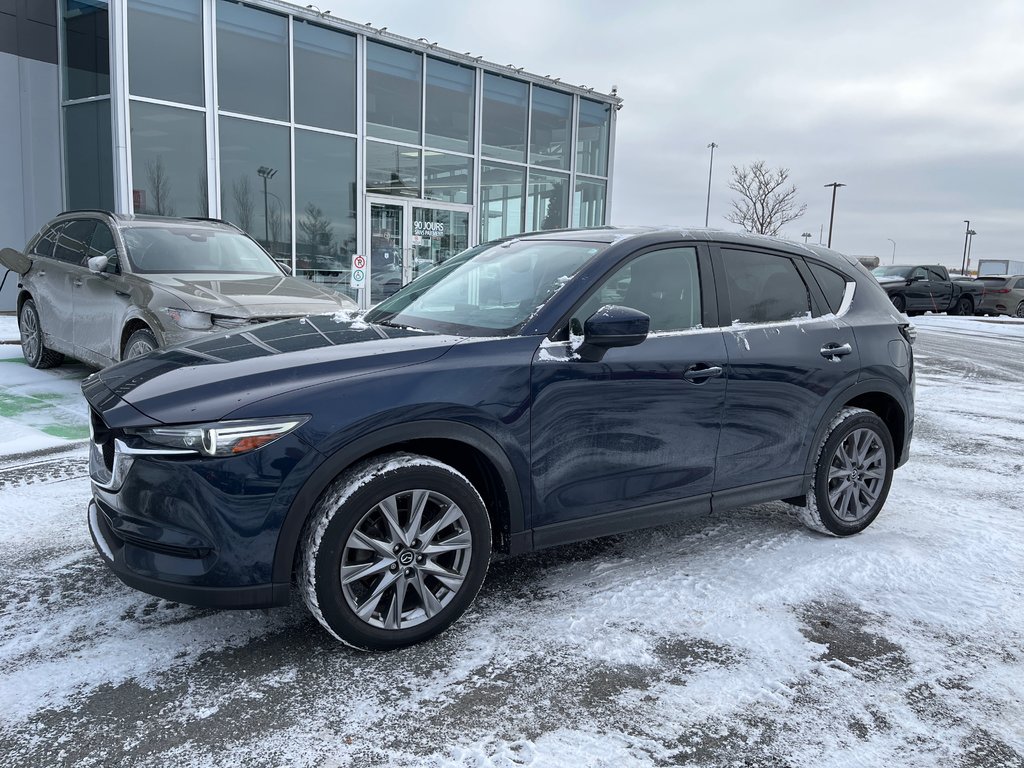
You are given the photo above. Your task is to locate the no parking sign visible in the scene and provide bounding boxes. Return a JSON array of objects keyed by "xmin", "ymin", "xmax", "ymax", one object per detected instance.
[{"xmin": 350, "ymin": 255, "xmax": 366, "ymax": 288}]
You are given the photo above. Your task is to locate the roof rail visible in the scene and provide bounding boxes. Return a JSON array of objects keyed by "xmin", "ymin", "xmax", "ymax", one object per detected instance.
[{"xmin": 57, "ymin": 208, "xmax": 116, "ymax": 217}]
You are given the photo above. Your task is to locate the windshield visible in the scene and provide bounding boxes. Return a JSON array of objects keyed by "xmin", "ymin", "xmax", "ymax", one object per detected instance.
[
  {"xmin": 121, "ymin": 225, "xmax": 285, "ymax": 275},
  {"xmin": 872, "ymin": 266, "xmax": 912, "ymax": 278},
  {"xmin": 366, "ymin": 239, "xmax": 607, "ymax": 336}
]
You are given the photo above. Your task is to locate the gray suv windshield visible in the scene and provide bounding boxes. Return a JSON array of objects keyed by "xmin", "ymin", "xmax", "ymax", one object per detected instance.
[{"xmin": 121, "ymin": 225, "xmax": 283, "ymax": 274}]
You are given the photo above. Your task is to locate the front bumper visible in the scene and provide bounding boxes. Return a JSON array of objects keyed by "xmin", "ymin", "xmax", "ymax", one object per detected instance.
[{"xmin": 88, "ymin": 499, "xmax": 290, "ymax": 608}]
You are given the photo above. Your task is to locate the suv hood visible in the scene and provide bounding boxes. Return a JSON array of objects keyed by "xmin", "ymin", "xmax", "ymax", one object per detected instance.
[
  {"xmin": 84, "ymin": 316, "xmax": 464, "ymax": 425},
  {"xmin": 145, "ymin": 273, "xmax": 353, "ymax": 316}
]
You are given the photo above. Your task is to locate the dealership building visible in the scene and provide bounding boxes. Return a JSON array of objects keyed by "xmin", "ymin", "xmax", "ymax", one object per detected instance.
[{"xmin": 0, "ymin": 0, "xmax": 620, "ymax": 310}]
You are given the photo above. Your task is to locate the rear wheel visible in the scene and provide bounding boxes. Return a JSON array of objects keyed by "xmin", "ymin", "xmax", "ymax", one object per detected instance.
[
  {"xmin": 890, "ymin": 294, "xmax": 906, "ymax": 313},
  {"xmin": 951, "ymin": 295, "xmax": 973, "ymax": 316},
  {"xmin": 300, "ymin": 453, "xmax": 491, "ymax": 650},
  {"xmin": 18, "ymin": 299, "xmax": 64, "ymax": 369},
  {"xmin": 794, "ymin": 407, "xmax": 894, "ymax": 536},
  {"xmin": 1016, "ymin": 301, "xmax": 1024, "ymax": 319}
]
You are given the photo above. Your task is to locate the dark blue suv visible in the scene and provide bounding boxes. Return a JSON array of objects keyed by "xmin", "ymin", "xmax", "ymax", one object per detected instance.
[{"xmin": 83, "ymin": 228, "xmax": 915, "ymax": 650}]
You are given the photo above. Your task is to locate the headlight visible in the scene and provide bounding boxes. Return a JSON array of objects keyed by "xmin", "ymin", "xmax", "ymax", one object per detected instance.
[
  {"xmin": 128, "ymin": 417, "xmax": 308, "ymax": 457},
  {"xmin": 162, "ymin": 307, "xmax": 213, "ymax": 330}
]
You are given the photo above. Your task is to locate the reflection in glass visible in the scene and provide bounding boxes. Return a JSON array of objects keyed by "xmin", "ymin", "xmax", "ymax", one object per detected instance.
[
  {"xmin": 480, "ymin": 163, "xmax": 525, "ymax": 241},
  {"xmin": 295, "ymin": 129, "xmax": 357, "ymax": 296},
  {"xmin": 526, "ymin": 171, "xmax": 569, "ymax": 231},
  {"xmin": 573, "ymin": 178, "xmax": 607, "ymax": 228},
  {"xmin": 218, "ymin": 117, "xmax": 291, "ymax": 265},
  {"xmin": 425, "ymin": 58, "xmax": 474, "ymax": 153},
  {"xmin": 62, "ymin": 0, "xmax": 109, "ymax": 100},
  {"xmin": 216, "ymin": 0, "xmax": 289, "ymax": 121},
  {"xmin": 366, "ymin": 42, "xmax": 422, "ymax": 144},
  {"xmin": 366, "ymin": 141, "xmax": 420, "ymax": 198},
  {"xmin": 369, "ymin": 202, "xmax": 403, "ymax": 304},
  {"xmin": 481, "ymin": 74, "xmax": 528, "ymax": 163},
  {"xmin": 577, "ymin": 98, "xmax": 611, "ymax": 177},
  {"xmin": 128, "ymin": 0, "xmax": 203, "ymax": 105},
  {"xmin": 530, "ymin": 86, "xmax": 572, "ymax": 169},
  {"xmin": 64, "ymin": 101, "xmax": 114, "ymax": 210},
  {"xmin": 294, "ymin": 21, "xmax": 356, "ymax": 133},
  {"xmin": 423, "ymin": 152, "xmax": 472, "ymax": 205},
  {"xmin": 130, "ymin": 101, "xmax": 207, "ymax": 217},
  {"xmin": 411, "ymin": 207, "xmax": 470, "ymax": 277}
]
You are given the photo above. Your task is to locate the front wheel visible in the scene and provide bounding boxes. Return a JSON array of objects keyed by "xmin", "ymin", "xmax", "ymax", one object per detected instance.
[
  {"xmin": 890, "ymin": 294, "xmax": 906, "ymax": 313},
  {"xmin": 794, "ymin": 407, "xmax": 894, "ymax": 536},
  {"xmin": 123, "ymin": 328, "xmax": 157, "ymax": 360},
  {"xmin": 300, "ymin": 453, "xmax": 491, "ymax": 650}
]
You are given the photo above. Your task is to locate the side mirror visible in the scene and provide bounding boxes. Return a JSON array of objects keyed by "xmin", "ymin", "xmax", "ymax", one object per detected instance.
[
  {"xmin": 569, "ymin": 305, "xmax": 650, "ymax": 362},
  {"xmin": 87, "ymin": 255, "xmax": 108, "ymax": 274},
  {"xmin": 87, "ymin": 251, "xmax": 119, "ymax": 275}
]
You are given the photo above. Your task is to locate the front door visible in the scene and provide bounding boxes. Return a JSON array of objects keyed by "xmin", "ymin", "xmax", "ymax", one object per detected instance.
[{"xmin": 366, "ymin": 198, "xmax": 473, "ymax": 306}]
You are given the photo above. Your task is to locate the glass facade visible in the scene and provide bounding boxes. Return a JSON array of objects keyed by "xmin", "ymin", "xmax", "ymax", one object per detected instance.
[{"xmin": 59, "ymin": 0, "xmax": 617, "ymax": 308}]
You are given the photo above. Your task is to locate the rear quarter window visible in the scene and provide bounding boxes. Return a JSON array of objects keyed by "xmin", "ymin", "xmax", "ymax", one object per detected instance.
[{"xmin": 808, "ymin": 261, "xmax": 849, "ymax": 314}]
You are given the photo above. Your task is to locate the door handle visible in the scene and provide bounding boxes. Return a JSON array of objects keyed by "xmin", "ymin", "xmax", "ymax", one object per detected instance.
[
  {"xmin": 820, "ymin": 342, "xmax": 853, "ymax": 358},
  {"xmin": 683, "ymin": 364, "xmax": 723, "ymax": 382}
]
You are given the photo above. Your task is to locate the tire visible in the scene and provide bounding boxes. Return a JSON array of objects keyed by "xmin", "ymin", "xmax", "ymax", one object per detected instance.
[
  {"xmin": 123, "ymin": 328, "xmax": 158, "ymax": 360},
  {"xmin": 1016, "ymin": 301, "xmax": 1024, "ymax": 319},
  {"xmin": 890, "ymin": 294, "xmax": 906, "ymax": 313},
  {"xmin": 300, "ymin": 453, "xmax": 492, "ymax": 650},
  {"xmin": 794, "ymin": 407, "xmax": 894, "ymax": 537},
  {"xmin": 18, "ymin": 299, "xmax": 64, "ymax": 369},
  {"xmin": 951, "ymin": 296, "xmax": 973, "ymax": 316}
]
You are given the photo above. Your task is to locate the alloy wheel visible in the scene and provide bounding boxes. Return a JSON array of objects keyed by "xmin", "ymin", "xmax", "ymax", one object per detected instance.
[
  {"xmin": 1016, "ymin": 301, "xmax": 1024, "ymax": 319},
  {"xmin": 125, "ymin": 339, "xmax": 155, "ymax": 359},
  {"xmin": 19, "ymin": 306, "xmax": 40, "ymax": 364},
  {"xmin": 340, "ymin": 489, "xmax": 473, "ymax": 630},
  {"xmin": 826, "ymin": 427, "xmax": 887, "ymax": 523}
]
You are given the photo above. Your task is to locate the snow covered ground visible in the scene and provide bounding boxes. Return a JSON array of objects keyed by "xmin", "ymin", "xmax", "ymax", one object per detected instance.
[{"xmin": 0, "ymin": 315, "xmax": 1022, "ymax": 767}]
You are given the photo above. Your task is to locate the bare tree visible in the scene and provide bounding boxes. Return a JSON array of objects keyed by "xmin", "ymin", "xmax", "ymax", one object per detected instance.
[
  {"xmin": 726, "ymin": 161, "xmax": 806, "ymax": 236},
  {"xmin": 230, "ymin": 176, "xmax": 255, "ymax": 234},
  {"xmin": 146, "ymin": 157, "xmax": 175, "ymax": 216},
  {"xmin": 298, "ymin": 203, "xmax": 334, "ymax": 249}
]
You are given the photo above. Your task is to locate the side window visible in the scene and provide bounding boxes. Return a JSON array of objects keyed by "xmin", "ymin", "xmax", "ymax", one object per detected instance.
[
  {"xmin": 574, "ymin": 247, "xmax": 702, "ymax": 333},
  {"xmin": 720, "ymin": 249, "xmax": 811, "ymax": 324},
  {"xmin": 927, "ymin": 267, "xmax": 946, "ymax": 281},
  {"xmin": 909, "ymin": 267, "xmax": 927, "ymax": 280},
  {"xmin": 53, "ymin": 220, "xmax": 98, "ymax": 266},
  {"xmin": 808, "ymin": 261, "xmax": 849, "ymax": 314},
  {"xmin": 88, "ymin": 223, "xmax": 116, "ymax": 259},
  {"xmin": 32, "ymin": 224, "xmax": 64, "ymax": 258}
]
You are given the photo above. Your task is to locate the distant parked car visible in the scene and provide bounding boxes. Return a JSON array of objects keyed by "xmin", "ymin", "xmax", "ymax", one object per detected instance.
[
  {"xmin": 974, "ymin": 275, "xmax": 1024, "ymax": 318},
  {"xmin": 83, "ymin": 227, "xmax": 915, "ymax": 650},
  {"xmin": 1, "ymin": 212, "xmax": 356, "ymax": 369},
  {"xmin": 871, "ymin": 264, "xmax": 983, "ymax": 315}
]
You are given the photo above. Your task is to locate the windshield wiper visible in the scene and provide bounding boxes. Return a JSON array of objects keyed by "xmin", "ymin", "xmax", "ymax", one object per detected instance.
[{"xmin": 374, "ymin": 319, "xmax": 421, "ymax": 331}]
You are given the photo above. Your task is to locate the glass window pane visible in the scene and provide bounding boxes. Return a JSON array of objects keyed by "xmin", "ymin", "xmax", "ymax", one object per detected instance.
[
  {"xmin": 480, "ymin": 163, "xmax": 525, "ymax": 241},
  {"xmin": 55, "ymin": 219, "xmax": 97, "ymax": 265},
  {"xmin": 295, "ymin": 129, "xmax": 357, "ymax": 287},
  {"xmin": 423, "ymin": 152, "xmax": 472, "ymax": 205},
  {"xmin": 366, "ymin": 141, "xmax": 420, "ymax": 198},
  {"xmin": 64, "ymin": 101, "xmax": 114, "ymax": 211},
  {"xmin": 808, "ymin": 261, "xmax": 848, "ymax": 314},
  {"xmin": 526, "ymin": 170, "xmax": 569, "ymax": 231},
  {"xmin": 411, "ymin": 207, "xmax": 470, "ymax": 275},
  {"xmin": 425, "ymin": 58, "xmax": 474, "ymax": 153},
  {"xmin": 530, "ymin": 86, "xmax": 571, "ymax": 169},
  {"xmin": 128, "ymin": 0, "xmax": 203, "ymax": 106},
  {"xmin": 577, "ymin": 98, "xmax": 610, "ymax": 177},
  {"xmin": 130, "ymin": 101, "xmax": 207, "ymax": 217},
  {"xmin": 294, "ymin": 21, "xmax": 355, "ymax": 133},
  {"xmin": 720, "ymin": 249, "xmax": 811, "ymax": 324},
  {"xmin": 219, "ymin": 116, "xmax": 291, "ymax": 264},
  {"xmin": 366, "ymin": 42, "xmax": 421, "ymax": 144},
  {"xmin": 62, "ymin": 0, "xmax": 109, "ymax": 100},
  {"xmin": 216, "ymin": 1, "xmax": 289, "ymax": 121},
  {"xmin": 573, "ymin": 178, "xmax": 606, "ymax": 227},
  {"xmin": 481, "ymin": 74, "xmax": 528, "ymax": 163}
]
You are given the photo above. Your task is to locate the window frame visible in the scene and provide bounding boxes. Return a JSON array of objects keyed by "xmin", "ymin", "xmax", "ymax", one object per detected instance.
[
  {"xmin": 709, "ymin": 244, "xmax": 827, "ymax": 327},
  {"xmin": 53, "ymin": 218, "xmax": 100, "ymax": 266},
  {"xmin": 806, "ymin": 258, "xmax": 853, "ymax": 316}
]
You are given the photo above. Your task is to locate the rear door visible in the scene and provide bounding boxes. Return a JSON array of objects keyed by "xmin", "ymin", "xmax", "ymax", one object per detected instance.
[
  {"xmin": 530, "ymin": 243, "xmax": 727, "ymax": 542},
  {"xmin": 711, "ymin": 246, "xmax": 860, "ymax": 494}
]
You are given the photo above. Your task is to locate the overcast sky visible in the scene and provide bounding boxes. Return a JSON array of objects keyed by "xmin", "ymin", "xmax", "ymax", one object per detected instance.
[{"xmin": 323, "ymin": 0, "xmax": 1023, "ymax": 268}]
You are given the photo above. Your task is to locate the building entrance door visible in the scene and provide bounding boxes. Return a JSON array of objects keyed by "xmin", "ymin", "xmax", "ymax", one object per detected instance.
[{"xmin": 366, "ymin": 197, "xmax": 473, "ymax": 306}]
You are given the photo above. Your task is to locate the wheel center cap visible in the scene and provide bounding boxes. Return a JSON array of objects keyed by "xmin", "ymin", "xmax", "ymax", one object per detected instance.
[{"xmin": 398, "ymin": 549, "xmax": 415, "ymax": 566}]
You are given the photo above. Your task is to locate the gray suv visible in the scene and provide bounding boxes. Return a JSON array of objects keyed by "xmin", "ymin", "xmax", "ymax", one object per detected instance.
[{"xmin": 3, "ymin": 211, "xmax": 356, "ymax": 369}]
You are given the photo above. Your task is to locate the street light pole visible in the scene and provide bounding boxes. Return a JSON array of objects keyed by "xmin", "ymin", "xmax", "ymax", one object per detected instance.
[
  {"xmin": 801, "ymin": 232, "xmax": 812, "ymax": 243},
  {"xmin": 257, "ymin": 166, "xmax": 278, "ymax": 245},
  {"xmin": 960, "ymin": 220, "xmax": 971, "ymax": 274},
  {"xmin": 965, "ymin": 229, "xmax": 976, "ymax": 274},
  {"xmin": 704, "ymin": 142, "xmax": 718, "ymax": 227},
  {"xmin": 886, "ymin": 238, "xmax": 896, "ymax": 264},
  {"xmin": 824, "ymin": 182, "xmax": 846, "ymax": 248}
]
